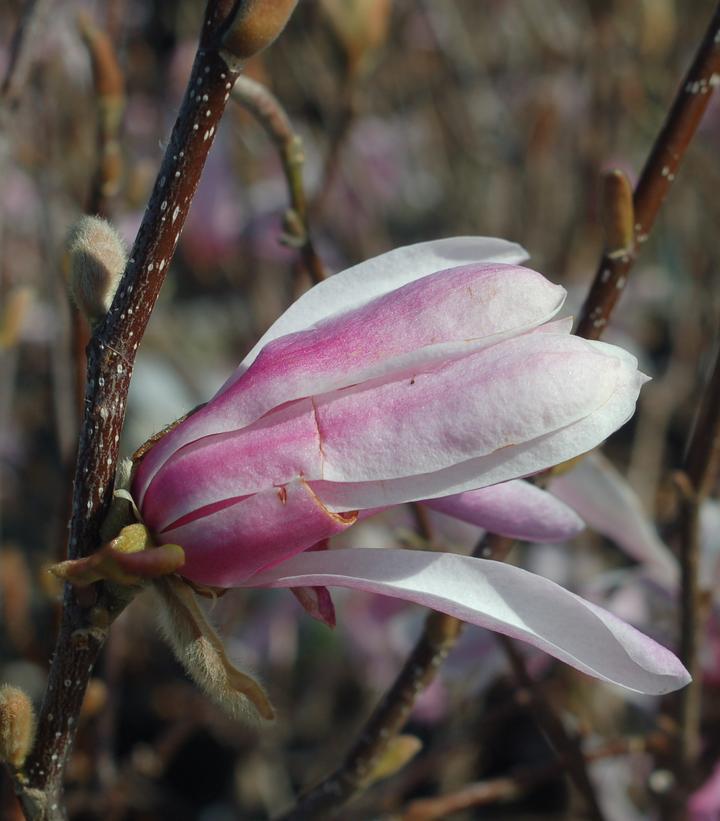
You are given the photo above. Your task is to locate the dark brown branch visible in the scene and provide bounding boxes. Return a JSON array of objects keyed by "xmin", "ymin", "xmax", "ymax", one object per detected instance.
[
  {"xmin": 12, "ymin": 4, "xmax": 245, "ymax": 817},
  {"xmin": 232, "ymin": 75, "xmax": 327, "ymax": 283},
  {"xmin": 496, "ymin": 635, "xmax": 605, "ymax": 821},
  {"xmin": 276, "ymin": 609, "xmax": 463, "ymax": 820},
  {"xmin": 276, "ymin": 533, "xmax": 510, "ymax": 820},
  {"xmin": 576, "ymin": 2, "xmax": 720, "ymax": 340},
  {"xmin": 0, "ymin": 0, "xmax": 53, "ymax": 105},
  {"xmin": 676, "ymin": 345, "xmax": 720, "ymax": 788},
  {"xmin": 402, "ymin": 733, "xmax": 669, "ymax": 821}
]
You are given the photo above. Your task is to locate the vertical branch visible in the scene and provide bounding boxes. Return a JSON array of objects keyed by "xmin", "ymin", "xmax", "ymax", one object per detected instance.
[
  {"xmin": 677, "ymin": 346, "xmax": 720, "ymax": 783},
  {"xmin": 496, "ymin": 636, "xmax": 605, "ymax": 821},
  {"xmin": 13, "ymin": 3, "xmax": 248, "ymax": 817},
  {"xmin": 277, "ymin": 532, "xmax": 510, "ymax": 820},
  {"xmin": 576, "ymin": 2, "xmax": 720, "ymax": 340},
  {"xmin": 0, "ymin": 0, "xmax": 54, "ymax": 106},
  {"xmin": 232, "ymin": 75, "xmax": 327, "ymax": 283}
]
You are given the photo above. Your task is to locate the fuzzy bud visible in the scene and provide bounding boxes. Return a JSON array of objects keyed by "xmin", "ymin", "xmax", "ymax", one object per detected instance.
[
  {"xmin": 67, "ymin": 216, "xmax": 126, "ymax": 325},
  {"xmin": 0, "ymin": 685, "xmax": 36, "ymax": 768},
  {"xmin": 221, "ymin": 0, "xmax": 298, "ymax": 62}
]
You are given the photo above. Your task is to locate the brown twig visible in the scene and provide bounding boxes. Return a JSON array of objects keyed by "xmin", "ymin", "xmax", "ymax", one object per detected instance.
[
  {"xmin": 576, "ymin": 1, "xmax": 720, "ymax": 341},
  {"xmin": 232, "ymin": 75, "xmax": 327, "ymax": 283},
  {"xmin": 402, "ymin": 732, "xmax": 669, "ymax": 821},
  {"xmin": 496, "ymin": 635, "xmax": 605, "ymax": 821},
  {"xmin": 276, "ymin": 532, "xmax": 510, "ymax": 820},
  {"xmin": 675, "ymin": 345, "xmax": 720, "ymax": 789},
  {"xmin": 0, "ymin": 0, "xmax": 54, "ymax": 106},
  {"xmin": 10, "ymin": 4, "xmax": 246, "ymax": 818}
]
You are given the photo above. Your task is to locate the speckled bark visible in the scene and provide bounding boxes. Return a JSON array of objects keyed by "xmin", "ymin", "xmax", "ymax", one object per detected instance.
[{"xmin": 15, "ymin": 3, "xmax": 245, "ymax": 817}]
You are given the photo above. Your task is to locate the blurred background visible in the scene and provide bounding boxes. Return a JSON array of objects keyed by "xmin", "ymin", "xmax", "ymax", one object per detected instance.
[{"xmin": 1, "ymin": 1, "xmax": 719, "ymax": 818}]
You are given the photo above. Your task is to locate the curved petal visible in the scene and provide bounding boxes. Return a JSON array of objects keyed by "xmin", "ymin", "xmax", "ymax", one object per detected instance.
[
  {"xmin": 242, "ymin": 548, "xmax": 690, "ymax": 695},
  {"xmin": 236, "ymin": 236, "xmax": 529, "ymax": 374},
  {"xmin": 134, "ymin": 257, "xmax": 553, "ymax": 505},
  {"xmin": 423, "ymin": 480, "xmax": 585, "ymax": 543},
  {"xmin": 307, "ymin": 339, "xmax": 646, "ymax": 511},
  {"xmin": 160, "ymin": 479, "xmax": 357, "ymax": 585},
  {"xmin": 550, "ymin": 452, "xmax": 678, "ymax": 587},
  {"xmin": 314, "ymin": 335, "xmax": 646, "ymax": 486}
]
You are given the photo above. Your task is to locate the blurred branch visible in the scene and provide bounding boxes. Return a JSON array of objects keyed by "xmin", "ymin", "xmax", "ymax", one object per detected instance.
[
  {"xmin": 402, "ymin": 732, "xmax": 669, "ymax": 821},
  {"xmin": 496, "ymin": 635, "xmax": 605, "ymax": 821},
  {"xmin": 232, "ymin": 75, "xmax": 327, "ymax": 283},
  {"xmin": 0, "ymin": 0, "xmax": 54, "ymax": 106},
  {"xmin": 78, "ymin": 12, "xmax": 126, "ymax": 217},
  {"xmin": 576, "ymin": 1, "xmax": 720, "ymax": 340},
  {"xmin": 8, "ymin": 3, "xmax": 246, "ymax": 817},
  {"xmin": 276, "ymin": 532, "xmax": 512, "ymax": 820},
  {"xmin": 675, "ymin": 345, "xmax": 720, "ymax": 793}
]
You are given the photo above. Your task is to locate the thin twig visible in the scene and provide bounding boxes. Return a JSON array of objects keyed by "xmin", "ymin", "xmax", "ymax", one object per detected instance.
[
  {"xmin": 576, "ymin": 1, "xmax": 720, "ymax": 340},
  {"xmin": 10, "ymin": 3, "xmax": 245, "ymax": 818},
  {"xmin": 676, "ymin": 345, "xmax": 720, "ymax": 786},
  {"xmin": 0, "ymin": 0, "xmax": 54, "ymax": 106},
  {"xmin": 275, "ymin": 532, "xmax": 510, "ymax": 820},
  {"xmin": 232, "ymin": 75, "xmax": 327, "ymax": 283},
  {"xmin": 402, "ymin": 732, "xmax": 669, "ymax": 821},
  {"xmin": 496, "ymin": 635, "xmax": 605, "ymax": 821}
]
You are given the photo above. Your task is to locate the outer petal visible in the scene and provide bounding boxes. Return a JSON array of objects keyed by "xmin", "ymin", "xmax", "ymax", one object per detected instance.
[
  {"xmin": 423, "ymin": 480, "xmax": 585, "ymax": 543},
  {"xmin": 134, "ymin": 258, "xmax": 556, "ymax": 506},
  {"xmin": 236, "ymin": 236, "xmax": 529, "ymax": 373},
  {"xmin": 314, "ymin": 334, "xmax": 643, "ymax": 484},
  {"xmin": 242, "ymin": 548, "xmax": 690, "ymax": 695},
  {"xmin": 311, "ymin": 340, "xmax": 648, "ymax": 511},
  {"xmin": 550, "ymin": 452, "xmax": 678, "ymax": 587},
  {"xmin": 159, "ymin": 479, "xmax": 357, "ymax": 585}
]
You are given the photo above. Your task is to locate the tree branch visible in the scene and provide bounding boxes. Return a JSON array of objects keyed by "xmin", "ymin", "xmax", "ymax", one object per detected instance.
[
  {"xmin": 11, "ymin": 3, "xmax": 245, "ymax": 817},
  {"xmin": 232, "ymin": 75, "xmax": 327, "ymax": 283},
  {"xmin": 576, "ymin": 1, "xmax": 720, "ymax": 340}
]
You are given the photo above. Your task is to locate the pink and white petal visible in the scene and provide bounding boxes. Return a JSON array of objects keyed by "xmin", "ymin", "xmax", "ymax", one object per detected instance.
[
  {"xmin": 311, "ymin": 346, "xmax": 647, "ymax": 511},
  {"xmin": 315, "ymin": 334, "xmax": 639, "ymax": 483},
  {"xmin": 234, "ymin": 236, "xmax": 529, "ymax": 375},
  {"xmin": 134, "ymin": 261, "xmax": 557, "ymax": 506},
  {"xmin": 423, "ymin": 480, "xmax": 585, "ymax": 543},
  {"xmin": 550, "ymin": 452, "xmax": 678, "ymax": 587},
  {"xmin": 142, "ymin": 399, "xmax": 323, "ymax": 533},
  {"xmin": 242, "ymin": 548, "xmax": 690, "ymax": 695},
  {"xmin": 159, "ymin": 479, "xmax": 357, "ymax": 586},
  {"xmin": 290, "ymin": 586, "xmax": 336, "ymax": 628}
]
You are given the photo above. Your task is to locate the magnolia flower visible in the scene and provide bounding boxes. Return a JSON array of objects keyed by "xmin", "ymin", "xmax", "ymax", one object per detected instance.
[{"xmin": 133, "ymin": 237, "xmax": 689, "ymax": 698}]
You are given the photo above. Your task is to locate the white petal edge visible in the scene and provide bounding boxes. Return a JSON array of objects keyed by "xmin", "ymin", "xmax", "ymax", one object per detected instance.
[
  {"xmin": 219, "ymin": 236, "xmax": 529, "ymax": 393},
  {"xmin": 243, "ymin": 548, "xmax": 690, "ymax": 695}
]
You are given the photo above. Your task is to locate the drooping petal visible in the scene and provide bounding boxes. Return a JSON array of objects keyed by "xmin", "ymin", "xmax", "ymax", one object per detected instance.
[
  {"xmin": 242, "ymin": 548, "xmax": 690, "ymax": 695},
  {"xmin": 423, "ymin": 480, "xmax": 585, "ymax": 543},
  {"xmin": 550, "ymin": 452, "xmax": 678, "ymax": 587},
  {"xmin": 134, "ymin": 258, "xmax": 556, "ymax": 506},
  {"xmin": 159, "ymin": 479, "xmax": 357, "ymax": 585},
  {"xmin": 311, "ymin": 340, "xmax": 647, "ymax": 511}
]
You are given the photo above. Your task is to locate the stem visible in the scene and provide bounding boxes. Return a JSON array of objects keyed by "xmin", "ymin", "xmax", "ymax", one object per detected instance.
[
  {"xmin": 11, "ymin": 4, "xmax": 244, "ymax": 817},
  {"xmin": 676, "ymin": 346, "xmax": 720, "ymax": 788},
  {"xmin": 0, "ymin": 0, "xmax": 54, "ymax": 105},
  {"xmin": 497, "ymin": 635, "xmax": 605, "ymax": 821},
  {"xmin": 403, "ymin": 733, "xmax": 668, "ymax": 821},
  {"xmin": 276, "ymin": 533, "xmax": 511, "ymax": 820},
  {"xmin": 576, "ymin": 1, "xmax": 720, "ymax": 340},
  {"xmin": 232, "ymin": 75, "xmax": 327, "ymax": 283}
]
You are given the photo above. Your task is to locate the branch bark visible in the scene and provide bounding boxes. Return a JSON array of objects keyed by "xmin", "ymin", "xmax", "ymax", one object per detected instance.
[
  {"xmin": 576, "ymin": 2, "xmax": 720, "ymax": 341},
  {"xmin": 11, "ymin": 4, "xmax": 244, "ymax": 817}
]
